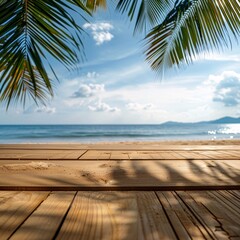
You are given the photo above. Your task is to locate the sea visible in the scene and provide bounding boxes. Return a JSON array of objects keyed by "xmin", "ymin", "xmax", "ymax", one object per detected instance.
[{"xmin": 0, "ymin": 123, "xmax": 240, "ymax": 143}]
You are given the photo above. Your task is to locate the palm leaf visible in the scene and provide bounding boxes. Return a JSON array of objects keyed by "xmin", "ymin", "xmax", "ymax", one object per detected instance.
[
  {"xmin": 0, "ymin": 0, "xmax": 90, "ymax": 108},
  {"xmin": 116, "ymin": 0, "xmax": 174, "ymax": 33},
  {"xmin": 83, "ymin": 0, "xmax": 107, "ymax": 11},
  {"xmin": 145, "ymin": 0, "xmax": 240, "ymax": 72}
]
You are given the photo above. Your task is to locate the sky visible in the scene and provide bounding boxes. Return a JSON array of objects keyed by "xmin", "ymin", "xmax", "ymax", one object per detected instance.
[{"xmin": 1, "ymin": 5, "xmax": 240, "ymax": 124}]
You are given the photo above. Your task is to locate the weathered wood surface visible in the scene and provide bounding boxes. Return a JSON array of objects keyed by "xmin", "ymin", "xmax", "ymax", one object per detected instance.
[
  {"xmin": 10, "ymin": 192, "xmax": 75, "ymax": 240},
  {"xmin": 0, "ymin": 147, "xmax": 239, "ymax": 160},
  {"xmin": 0, "ymin": 190, "xmax": 239, "ymax": 240},
  {"xmin": 80, "ymin": 150, "xmax": 240, "ymax": 160},
  {"xmin": 0, "ymin": 144, "xmax": 239, "ymax": 239},
  {"xmin": 0, "ymin": 149, "xmax": 87, "ymax": 160},
  {"xmin": 0, "ymin": 145, "xmax": 239, "ymax": 189},
  {"xmin": 0, "ymin": 191, "xmax": 49, "ymax": 239},
  {"xmin": 0, "ymin": 142, "xmax": 239, "ymax": 151},
  {"xmin": 0, "ymin": 159, "xmax": 239, "ymax": 189}
]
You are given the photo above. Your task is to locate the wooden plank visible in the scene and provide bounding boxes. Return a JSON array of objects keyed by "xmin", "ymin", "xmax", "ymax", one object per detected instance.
[
  {"xmin": 0, "ymin": 149, "xmax": 87, "ymax": 160},
  {"xmin": 213, "ymin": 150, "xmax": 239, "ymax": 159},
  {"xmin": 129, "ymin": 151, "xmax": 153, "ymax": 160},
  {"xmin": 60, "ymin": 150, "xmax": 87, "ymax": 159},
  {"xmin": 0, "ymin": 159, "xmax": 239, "ymax": 188},
  {"xmin": 172, "ymin": 151, "xmax": 195, "ymax": 160},
  {"xmin": 0, "ymin": 143, "xmax": 240, "ymax": 151},
  {"xmin": 176, "ymin": 151, "xmax": 211, "ymax": 160},
  {"xmin": 188, "ymin": 191, "xmax": 240, "ymax": 237},
  {"xmin": 191, "ymin": 151, "xmax": 212, "ymax": 159},
  {"xmin": 110, "ymin": 151, "xmax": 130, "ymax": 160},
  {"xmin": 177, "ymin": 191, "xmax": 229, "ymax": 239},
  {"xmin": 229, "ymin": 190, "xmax": 240, "ymax": 200},
  {"xmin": 218, "ymin": 151, "xmax": 240, "ymax": 159},
  {"xmin": 98, "ymin": 151, "xmax": 111, "ymax": 160},
  {"xmin": 156, "ymin": 191, "xmax": 201, "ymax": 239},
  {"xmin": 56, "ymin": 192, "xmax": 139, "ymax": 240},
  {"xmin": 150, "ymin": 152, "xmax": 176, "ymax": 160},
  {"xmin": 4, "ymin": 148, "xmax": 234, "ymax": 161},
  {"xmin": 197, "ymin": 150, "xmax": 234, "ymax": 160},
  {"xmin": 0, "ymin": 191, "xmax": 19, "ymax": 202},
  {"xmin": 79, "ymin": 150, "xmax": 101, "ymax": 160},
  {"xmin": 136, "ymin": 192, "xmax": 177, "ymax": 240},
  {"xmin": 0, "ymin": 191, "xmax": 49, "ymax": 239},
  {"xmin": 208, "ymin": 191, "xmax": 240, "ymax": 216},
  {"xmin": 11, "ymin": 192, "xmax": 75, "ymax": 240},
  {"xmin": 216, "ymin": 191, "xmax": 240, "ymax": 209},
  {"xmin": 166, "ymin": 151, "xmax": 185, "ymax": 159},
  {"xmin": 229, "ymin": 150, "xmax": 240, "ymax": 156},
  {"xmin": 0, "ymin": 144, "xmax": 89, "ymax": 150}
]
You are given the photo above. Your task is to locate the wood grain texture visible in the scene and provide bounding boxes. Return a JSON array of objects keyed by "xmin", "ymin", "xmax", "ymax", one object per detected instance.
[
  {"xmin": 156, "ymin": 191, "xmax": 192, "ymax": 239},
  {"xmin": 186, "ymin": 191, "xmax": 240, "ymax": 238},
  {"xmin": 0, "ymin": 149, "xmax": 87, "ymax": 160},
  {"xmin": 0, "ymin": 159, "xmax": 239, "ymax": 189},
  {"xmin": 1, "ymin": 190, "xmax": 239, "ymax": 239},
  {"xmin": 10, "ymin": 192, "xmax": 75, "ymax": 240},
  {"xmin": 136, "ymin": 192, "xmax": 177, "ymax": 240},
  {"xmin": 56, "ymin": 192, "xmax": 139, "ymax": 240},
  {"xmin": 176, "ymin": 191, "xmax": 229, "ymax": 239},
  {"xmin": 1, "ymin": 142, "xmax": 240, "ymax": 151},
  {"xmin": 0, "ymin": 191, "xmax": 49, "ymax": 239}
]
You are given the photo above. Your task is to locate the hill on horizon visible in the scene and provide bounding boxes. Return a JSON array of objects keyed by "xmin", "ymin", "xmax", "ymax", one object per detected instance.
[{"xmin": 163, "ymin": 116, "xmax": 240, "ymax": 125}]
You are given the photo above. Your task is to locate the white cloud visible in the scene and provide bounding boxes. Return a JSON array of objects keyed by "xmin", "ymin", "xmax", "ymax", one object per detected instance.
[
  {"xmin": 204, "ymin": 53, "xmax": 240, "ymax": 62},
  {"xmin": 72, "ymin": 84, "xmax": 105, "ymax": 98},
  {"xmin": 63, "ymin": 99, "xmax": 85, "ymax": 107},
  {"xmin": 86, "ymin": 72, "xmax": 99, "ymax": 79},
  {"xmin": 35, "ymin": 106, "xmax": 56, "ymax": 114},
  {"xmin": 126, "ymin": 102, "xmax": 155, "ymax": 111},
  {"xmin": 206, "ymin": 71, "xmax": 240, "ymax": 107},
  {"xmin": 83, "ymin": 22, "xmax": 114, "ymax": 45},
  {"xmin": 83, "ymin": 22, "xmax": 113, "ymax": 31},
  {"xmin": 23, "ymin": 106, "xmax": 56, "ymax": 114},
  {"xmin": 88, "ymin": 101, "xmax": 120, "ymax": 112}
]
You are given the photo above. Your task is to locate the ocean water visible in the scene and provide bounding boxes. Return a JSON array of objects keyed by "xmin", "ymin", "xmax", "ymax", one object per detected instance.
[{"xmin": 0, "ymin": 123, "xmax": 240, "ymax": 143}]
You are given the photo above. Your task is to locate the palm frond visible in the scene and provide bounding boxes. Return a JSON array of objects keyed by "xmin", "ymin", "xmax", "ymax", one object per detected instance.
[
  {"xmin": 145, "ymin": 0, "xmax": 240, "ymax": 72},
  {"xmin": 83, "ymin": 0, "xmax": 107, "ymax": 11},
  {"xmin": 116, "ymin": 0, "xmax": 174, "ymax": 33},
  {"xmin": 0, "ymin": 0, "xmax": 90, "ymax": 108}
]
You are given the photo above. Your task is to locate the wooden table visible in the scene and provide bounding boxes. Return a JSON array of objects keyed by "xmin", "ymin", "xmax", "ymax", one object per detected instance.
[{"xmin": 0, "ymin": 144, "xmax": 239, "ymax": 239}]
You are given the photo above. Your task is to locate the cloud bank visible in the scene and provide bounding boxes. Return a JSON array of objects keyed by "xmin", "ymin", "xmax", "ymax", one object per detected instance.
[
  {"xmin": 88, "ymin": 101, "xmax": 120, "ymax": 112},
  {"xmin": 208, "ymin": 71, "xmax": 240, "ymax": 107},
  {"xmin": 83, "ymin": 22, "xmax": 114, "ymax": 45},
  {"xmin": 72, "ymin": 84, "xmax": 105, "ymax": 98}
]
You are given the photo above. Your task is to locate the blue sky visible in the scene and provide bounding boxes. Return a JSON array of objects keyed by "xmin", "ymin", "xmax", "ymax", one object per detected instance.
[{"xmin": 1, "ymin": 7, "xmax": 240, "ymax": 124}]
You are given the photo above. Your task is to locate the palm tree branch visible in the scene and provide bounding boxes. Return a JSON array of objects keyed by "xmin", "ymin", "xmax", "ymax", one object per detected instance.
[
  {"xmin": 116, "ymin": 0, "xmax": 174, "ymax": 33},
  {"xmin": 0, "ymin": 0, "xmax": 90, "ymax": 108},
  {"xmin": 145, "ymin": 0, "xmax": 240, "ymax": 72}
]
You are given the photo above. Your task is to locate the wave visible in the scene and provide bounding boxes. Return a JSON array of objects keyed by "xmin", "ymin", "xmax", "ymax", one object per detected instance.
[{"xmin": 1, "ymin": 123, "xmax": 240, "ymax": 143}]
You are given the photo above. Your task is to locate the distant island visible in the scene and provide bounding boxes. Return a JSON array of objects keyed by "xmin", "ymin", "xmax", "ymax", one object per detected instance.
[{"xmin": 163, "ymin": 116, "xmax": 240, "ymax": 125}]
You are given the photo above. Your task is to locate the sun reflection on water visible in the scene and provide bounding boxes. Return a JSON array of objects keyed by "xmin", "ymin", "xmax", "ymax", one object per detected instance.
[{"xmin": 219, "ymin": 124, "xmax": 240, "ymax": 135}]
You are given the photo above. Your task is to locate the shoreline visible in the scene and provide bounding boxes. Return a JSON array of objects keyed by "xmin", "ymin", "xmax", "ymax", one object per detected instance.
[{"xmin": 1, "ymin": 139, "xmax": 240, "ymax": 146}]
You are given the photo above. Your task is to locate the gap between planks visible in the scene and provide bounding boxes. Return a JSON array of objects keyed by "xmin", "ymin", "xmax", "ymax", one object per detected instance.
[
  {"xmin": 1, "ymin": 190, "xmax": 239, "ymax": 240},
  {"xmin": 0, "ymin": 185, "xmax": 239, "ymax": 191}
]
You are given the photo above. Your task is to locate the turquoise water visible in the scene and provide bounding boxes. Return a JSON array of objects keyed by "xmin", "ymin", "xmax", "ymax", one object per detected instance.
[{"xmin": 0, "ymin": 123, "xmax": 240, "ymax": 143}]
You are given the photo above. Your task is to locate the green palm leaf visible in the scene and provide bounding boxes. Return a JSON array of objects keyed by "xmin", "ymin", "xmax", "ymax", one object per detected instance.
[
  {"xmin": 83, "ymin": 0, "xmax": 107, "ymax": 11},
  {"xmin": 116, "ymin": 0, "xmax": 174, "ymax": 33},
  {"xmin": 0, "ymin": 0, "xmax": 90, "ymax": 108},
  {"xmin": 145, "ymin": 0, "xmax": 240, "ymax": 72}
]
